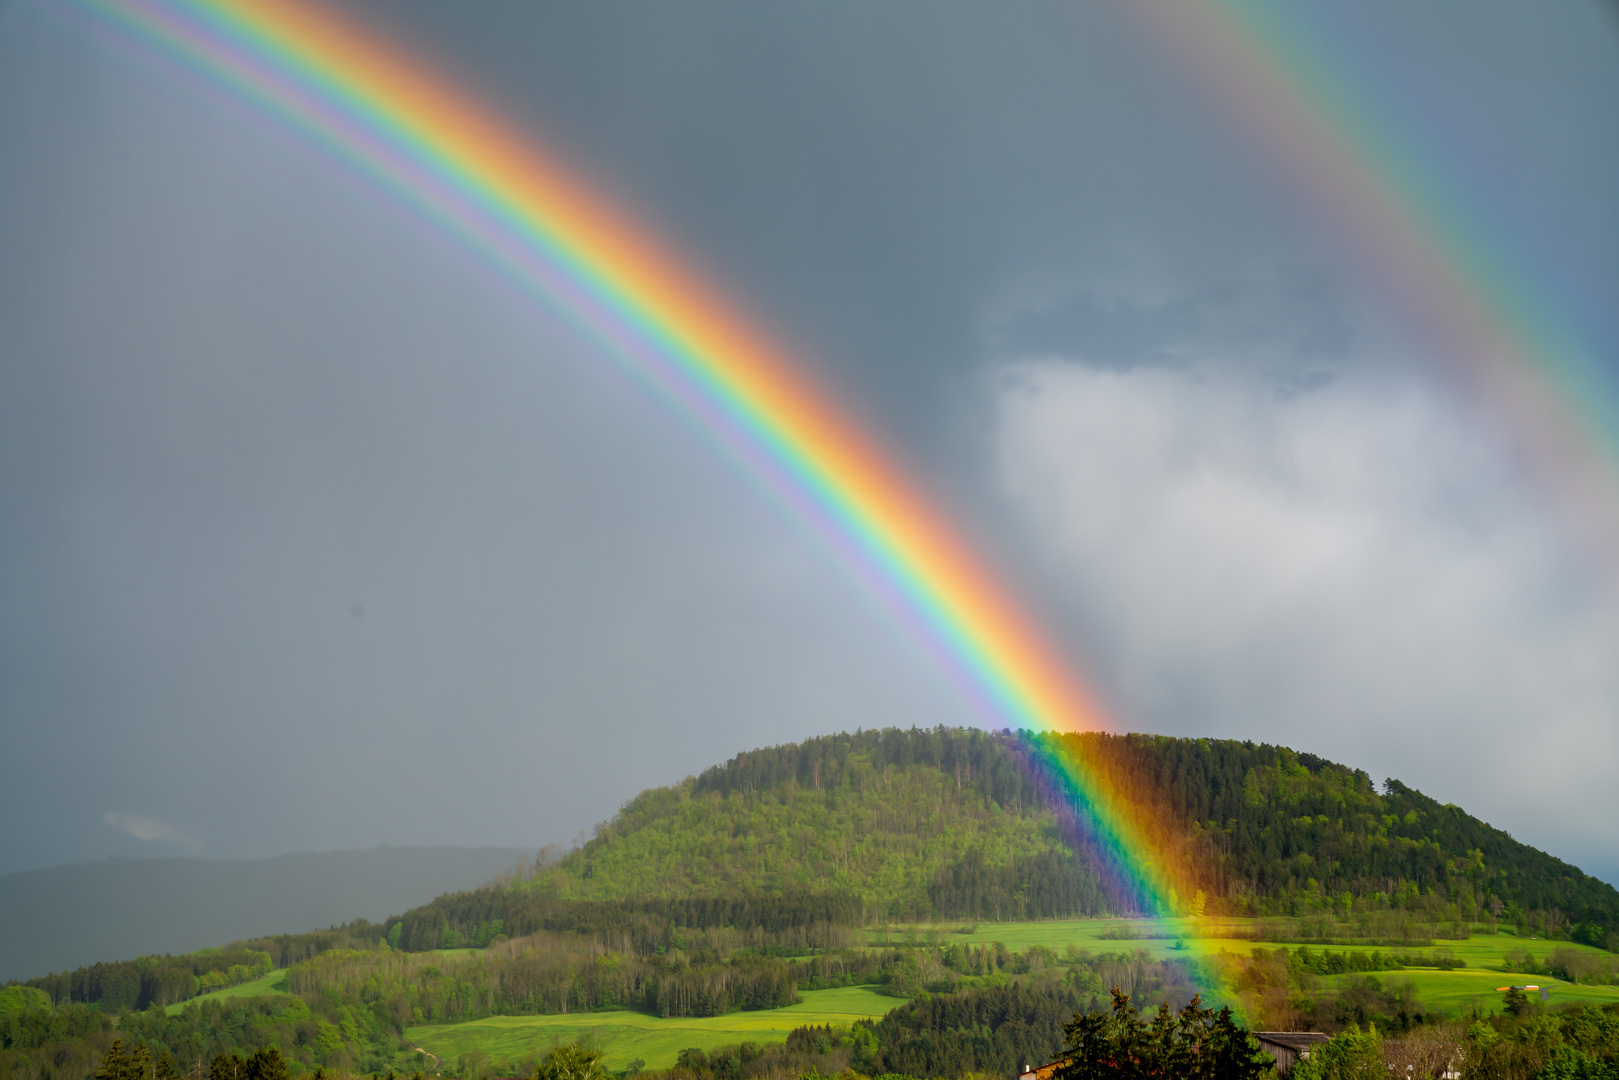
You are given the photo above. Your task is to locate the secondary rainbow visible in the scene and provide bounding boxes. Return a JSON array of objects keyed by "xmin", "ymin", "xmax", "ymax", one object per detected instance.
[
  {"xmin": 81, "ymin": 0, "xmax": 1203, "ymax": 915},
  {"xmin": 1135, "ymin": 2, "xmax": 1619, "ymax": 557}
]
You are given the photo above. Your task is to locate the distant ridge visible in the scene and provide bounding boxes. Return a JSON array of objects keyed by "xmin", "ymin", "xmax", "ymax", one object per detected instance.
[{"xmin": 0, "ymin": 845, "xmax": 532, "ymax": 982}]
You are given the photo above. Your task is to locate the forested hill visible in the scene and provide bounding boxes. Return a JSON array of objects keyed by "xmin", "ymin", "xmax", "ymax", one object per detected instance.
[{"xmin": 378, "ymin": 728, "xmax": 1617, "ymax": 949}]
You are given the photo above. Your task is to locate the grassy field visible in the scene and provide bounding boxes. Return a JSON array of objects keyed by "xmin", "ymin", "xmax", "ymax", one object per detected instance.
[
  {"xmin": 882, "ymin": 917, "xmax": 1211, "ymax": 961},
  {"xmin": 166, "ymin": 969, "xmax": 289, "ymax": 1015},
  {"xmin": 170, "ymin": 920, "xmax": 1617, "ymax": 1068},
  {"xmin": 1315, "ymin": 968, "xmax": 1619, "ymax": 1014},
  {"xmin": 406, "ymin": 986, "xmax": 898, "ymax": 1073},
  {"xmin": 163, "ymin": 949, "xmax": 490, "ymax": 1016},
  {"xmin": 883, "ymin": 918, "xmax": 1617, "ymax": 971}
]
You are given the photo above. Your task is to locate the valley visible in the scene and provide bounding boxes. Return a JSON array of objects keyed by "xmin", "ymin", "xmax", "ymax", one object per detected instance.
[{"xmin": 4, "ymin": 730, "xmax": 1616, "ymax": 1080}]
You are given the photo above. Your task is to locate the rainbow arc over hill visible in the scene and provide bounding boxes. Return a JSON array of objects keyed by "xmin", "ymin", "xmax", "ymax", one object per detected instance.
[
  {"xmin": 81, "ymin": 0, "xmax": 1614, "ymax": 927},
  {"xmin": 86, "ymin": 0, "xmax": 1196, "ymax": 916}
]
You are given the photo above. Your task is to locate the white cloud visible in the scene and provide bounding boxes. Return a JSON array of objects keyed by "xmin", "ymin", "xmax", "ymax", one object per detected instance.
[
  {"xmin": 991, "ymin": 358, "xmax": 1619, "ymax": 881},
  {"xmin": 103, "ymin": 812, "xmax": 201, "ymax": 852}
]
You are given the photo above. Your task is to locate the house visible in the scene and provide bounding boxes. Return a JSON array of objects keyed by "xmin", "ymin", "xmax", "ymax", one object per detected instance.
[
  {"xmin": 1253, "ymin": 1032, "xmax": 1331, "ymax": 1075},
  {"xmin": 1017, "ymin": 1059, "xmax": 1064, "ymax": 1080}
]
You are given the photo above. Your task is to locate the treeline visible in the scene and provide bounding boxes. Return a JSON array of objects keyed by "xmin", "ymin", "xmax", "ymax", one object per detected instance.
[
  {"xmin": 690, "ymin": 727, "xmax": 1039, "ymax": 810},
  {"xmin": 1498, "ymin": 946, "xmax": 1619, "ymax": 986},
  {"xmin": 14, "ymin": 922, "xmax": 398, "ymax": 1015},
  {"xmin": 23, "ymin": 948, "xmax": 273, "ymax": 1011},
  {"xmin": 231, "ymin": 924, "xmax": 395, "ymax": 969},
  {"xmin": 283, "ymin": 935, "xmax": 805, "ymax": 1022},
  {"xmin": 383, "ymin": 891, "xmax": 866, "ymax": 954},
  {"xmin": 1284, "ymin": 946, "xmax": 1465, "ymax": 976},
  {"xmin": 657, "ymin": 983, "xmax": 1105, "ymax": 1080}
]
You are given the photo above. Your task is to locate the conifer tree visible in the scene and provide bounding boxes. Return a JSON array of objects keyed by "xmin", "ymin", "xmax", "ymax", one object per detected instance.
[
  {"xmin": 97, "ymin": 1039, "xmax": 128, "ymax": 1080},
  {"xmin": 1056, "ymin": 990, "xmax": 1273, "ymax": 1080},
  {"xmin": 245, "ymin": 1048, "xmax": 288, "ymax": 1080}
]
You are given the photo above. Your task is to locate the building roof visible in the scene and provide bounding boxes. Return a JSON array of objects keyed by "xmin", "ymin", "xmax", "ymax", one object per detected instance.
[
  {"xmin": 1254, "ymin": 1033, "xmax": 1332, "ymax": 1052},
  {"xmin": 1018, "ymin": 1058, "xmax": 1065, "ymax": 1080}
]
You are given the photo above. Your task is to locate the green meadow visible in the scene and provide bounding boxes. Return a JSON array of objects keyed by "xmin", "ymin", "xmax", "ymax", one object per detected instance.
[
  {"xmin": 165, "ymin": 969, "xmax": 290, "ymax": 1015},
  {"xmin": 1314, "ymin": 968, "xmax": 1619, "ymax": 1013},
  {"xmin": 881, "ymin": 917, "xmax": 1211, "ymax": 960},
  {"xmin": 882, "ymin": 917, "xmax": 1618, "ymax": 972},
  {"xmin": 890, "ymin": 918, "xmax": 1619, "ymax": 1015},
  {"xmin": 173, "ymin": 920, "xmax": 1617, "ymax": 1070},
  {"xmin": 405, "ymin": 986, "xmax": 896, "ymax": 1073}
]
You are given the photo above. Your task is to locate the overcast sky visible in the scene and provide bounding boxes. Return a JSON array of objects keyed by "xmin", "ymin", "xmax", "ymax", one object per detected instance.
[{"xmin": 2, "ymin": 1, "xmax": 1617, "ymax": 887}]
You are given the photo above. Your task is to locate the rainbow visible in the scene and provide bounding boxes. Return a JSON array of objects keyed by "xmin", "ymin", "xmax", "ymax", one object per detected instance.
[
  {"xmin": 1013, "ymin": 732, "xmax": 1205, "ymax": 918},
  {"xmin": 79, "ymin": 0, "xmax": 1203, "ymax": 917},
  {"xmin": 1134, "ymin": 2, "xmax": 1619, "ymax": 557}
]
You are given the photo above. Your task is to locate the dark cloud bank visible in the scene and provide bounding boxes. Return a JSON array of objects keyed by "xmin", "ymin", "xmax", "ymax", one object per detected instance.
[{"xmin": 0, "ymin": 1, "xmax": 1615, "ymax": 887}]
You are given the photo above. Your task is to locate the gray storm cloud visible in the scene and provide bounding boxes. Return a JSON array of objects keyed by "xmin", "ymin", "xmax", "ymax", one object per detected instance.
[
  {"xmin": 991, "ymin": 356, "xmax": 1619, "ymax": 883},
  {"xmin": 2, "ymin": 0, "xmax": 1616, "ymax": 883}
]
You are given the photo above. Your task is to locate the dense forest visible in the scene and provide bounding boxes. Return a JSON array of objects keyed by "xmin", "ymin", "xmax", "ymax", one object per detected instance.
[
  {"xmin": 391, "ymin": 728, "xmax": 1618, "ymax": 936},
  {"xmin": 23, "ymin": 949, "xmax": 275, "ymax": 1012}
]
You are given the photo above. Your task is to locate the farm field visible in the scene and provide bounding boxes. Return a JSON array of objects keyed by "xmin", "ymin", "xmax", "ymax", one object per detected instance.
[
  {"xmin": 1317, "ymin": 968, "xmax": 1619, "ymax": 1013},
  {"xmin": 166, "ymin": 969, "xmax": 289, "ymax": 1015},
  {"xmin": 167, "ymin": 921, "xmax": 1617, "ymax": 1068},
  {"xmin": 406, "ymin": 985, "xmax": 897, "ymax": 1073},
  {"xmin": 881, "ymin": 917, "xmax": 1211, "ymax": 961},
  {"xmin": 883, "ymin": 918, "xmax": 1617, "ymax": 973},
  {"xmin": 164, "ymin": 948, "xmax": 493, "ymax": 1016}
]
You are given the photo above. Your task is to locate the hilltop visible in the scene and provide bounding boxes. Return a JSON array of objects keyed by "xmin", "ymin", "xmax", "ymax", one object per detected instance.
[{"xmin": 382, "ymin": 728, "xmax": 1617, "ymax": 948}]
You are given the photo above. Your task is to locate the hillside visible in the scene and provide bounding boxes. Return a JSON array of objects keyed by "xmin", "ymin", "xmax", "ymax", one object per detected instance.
[
  {"xmin": 0, "ymin": 845, "xmax": 531, "ymax": 982},
  {"xmin": 6, "ymin": 729, "xmax": 1618, "ymax": 1080},
  {"xmin": 384, "ymin": 728, "xmax": 1617, "ymax": 945}
]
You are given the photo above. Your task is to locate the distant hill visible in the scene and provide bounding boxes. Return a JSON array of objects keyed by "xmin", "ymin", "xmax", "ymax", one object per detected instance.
[
  {"xmin": 0, "ymin": 845, "xmax": 531, "ymax": 981},
  {"xmin": 380, "ymin": 729, "xmax": 1618, "ymax": 949}
]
